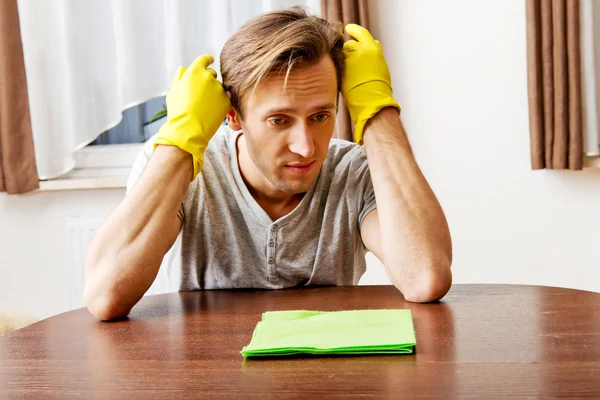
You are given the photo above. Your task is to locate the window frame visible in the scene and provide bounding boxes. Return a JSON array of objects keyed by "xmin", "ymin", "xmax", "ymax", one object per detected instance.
[{"xmin": 37, "ymin": 143, "xmax": 142, "ymax": 192}]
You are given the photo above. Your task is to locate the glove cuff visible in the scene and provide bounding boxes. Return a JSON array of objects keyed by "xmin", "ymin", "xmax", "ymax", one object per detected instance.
[
  {"xmin": 153, "ymin": 123, "xmax": 207, "ymax": 181},
  {"xmin": 353, "ymin": 99, "xmax": 400, "ymax": 145}
]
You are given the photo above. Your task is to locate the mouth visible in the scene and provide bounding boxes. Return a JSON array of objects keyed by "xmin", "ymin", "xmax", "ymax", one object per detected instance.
[{"xmin": 285, "ymin": 160, "xmax": 316, "ymax": 174}]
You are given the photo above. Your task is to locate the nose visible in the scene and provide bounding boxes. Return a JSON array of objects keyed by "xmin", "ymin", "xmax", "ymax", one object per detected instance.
[{"xmin": 288, "ymin": 123, "xmax": 315, "ymax": 159}]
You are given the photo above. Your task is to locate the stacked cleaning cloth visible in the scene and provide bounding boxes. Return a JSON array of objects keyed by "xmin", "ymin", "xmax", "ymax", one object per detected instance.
[{"xmin": 241, "ymin": 309, "xmax": 416, "ymax": 357}]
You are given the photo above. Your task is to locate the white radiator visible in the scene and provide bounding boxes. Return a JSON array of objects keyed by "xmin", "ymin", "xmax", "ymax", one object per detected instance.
[
  {"xmin": 65, "ymin": 217, "xmax": 103, "ymax": 311},
  {"xmin": 65, "ymin": 217, "xmax": 175, "ymax": 311}
]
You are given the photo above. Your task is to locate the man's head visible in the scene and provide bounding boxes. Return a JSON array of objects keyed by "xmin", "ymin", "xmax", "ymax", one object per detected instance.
[{"xmin": 220, "ymin": 7, "xmax": 345, "ymax": 195}]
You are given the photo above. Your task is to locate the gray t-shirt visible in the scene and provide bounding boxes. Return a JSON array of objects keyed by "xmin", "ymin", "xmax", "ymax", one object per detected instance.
[{"xmin": 127, "ymin": 126, "xmax": 377, "ymax": 291}]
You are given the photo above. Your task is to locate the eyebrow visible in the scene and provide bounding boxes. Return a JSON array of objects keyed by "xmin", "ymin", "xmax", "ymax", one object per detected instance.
[{"xmin": 265, "ymin": 103, "xmax": 337, "ymax": 115}]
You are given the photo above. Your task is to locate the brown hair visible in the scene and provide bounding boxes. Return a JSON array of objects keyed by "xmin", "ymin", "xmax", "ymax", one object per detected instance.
[{"xmin": 220, "ymin": 7, "xmax": 344, "ymax": 119}]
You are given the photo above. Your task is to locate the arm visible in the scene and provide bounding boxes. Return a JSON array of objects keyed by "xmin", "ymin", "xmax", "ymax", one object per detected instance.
[
  {"xmin": 84, "ymin": 55, "xmax": 231, "ymax": 320},
  {"xmin": 360, "ymin": 108, "xmax": 452, "ymax": 302},
  {"xmin": 84, "ymin": 146, "xmax": 191, "ymax": 320},
  {"xmin": 341, "ymin": 24, "xmax": 452, "ymax": 302}
]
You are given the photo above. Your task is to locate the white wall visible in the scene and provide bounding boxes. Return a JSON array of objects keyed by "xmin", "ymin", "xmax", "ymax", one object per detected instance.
[
  {"xmin": 360, "ymin": 0, "xmax": 600, "ymax": 292},
  {"xmin": 0, "ymin": 190, "xmax": 125, "ymax": 320},
  {"xmin": 2, "ymin": 0, "xmax": 599, "ymax": 322}
]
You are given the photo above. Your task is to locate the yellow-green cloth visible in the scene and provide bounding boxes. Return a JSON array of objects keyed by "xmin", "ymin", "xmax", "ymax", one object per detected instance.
[{"xmin": 241, "ymin": 309, "xmax": 416, "ymax": 357}]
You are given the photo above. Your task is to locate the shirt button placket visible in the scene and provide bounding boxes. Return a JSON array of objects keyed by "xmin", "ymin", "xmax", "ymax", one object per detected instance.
[{"xmin": 267, "ymin": 224, "xmax": 278, "ymax": 281}]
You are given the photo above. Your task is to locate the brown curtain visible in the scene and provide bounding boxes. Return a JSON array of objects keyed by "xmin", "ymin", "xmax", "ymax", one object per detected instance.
[
  {"xmin": 0, "ymin": 0, "xmax": 38, "ymax": 193},
  {"xmin": 526, "ymin": 0, "xmax": 583, "ymax": 170},
  {"xmin": 321, "ymin": 0, "xmax": 370, "ymax": 142}
]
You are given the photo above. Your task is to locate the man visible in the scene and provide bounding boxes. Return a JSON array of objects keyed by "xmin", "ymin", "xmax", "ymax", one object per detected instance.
[{"xmin": 84, "ymin": 8, "xmax": 452, "ymax": 321}]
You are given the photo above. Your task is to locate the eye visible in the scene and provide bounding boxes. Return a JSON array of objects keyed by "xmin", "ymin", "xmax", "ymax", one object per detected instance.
[
  {"xmin": 269, "ymin": 118, "xmax": 286, "ymax": 126},
  {"xmin": 313, "ymin": 113, "xmax": 330, "ymax": 122}
]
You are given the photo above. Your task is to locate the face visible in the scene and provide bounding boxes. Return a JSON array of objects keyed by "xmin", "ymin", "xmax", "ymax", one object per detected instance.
[{"xmin": 228, "ymin": 55, "xmax": 338, "ymax": 195}]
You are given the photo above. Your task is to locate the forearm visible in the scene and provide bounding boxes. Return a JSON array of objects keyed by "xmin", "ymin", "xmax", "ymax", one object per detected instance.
[
  {"xmin": 363, "ymin": 108, "xmax": 452, "ymax": 302},
  {"xmin": 84, "ymin": 145, "xmax": 192, "ymax": 319}
]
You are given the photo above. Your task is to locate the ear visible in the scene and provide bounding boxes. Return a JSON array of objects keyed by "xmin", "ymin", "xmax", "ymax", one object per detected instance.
[{"xmin": 226, "ymin": 108, "xmax": 243, "ymax": 131}]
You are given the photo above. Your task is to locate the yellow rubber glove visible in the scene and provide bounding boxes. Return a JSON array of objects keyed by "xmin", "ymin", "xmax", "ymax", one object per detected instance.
[
  {"xmin": 342, "ymin": 24, "xmax": 400, "ymax": 145},
  {"xmin": 154, "ymin": 54, "xmax": 231, "ymax": 180}
]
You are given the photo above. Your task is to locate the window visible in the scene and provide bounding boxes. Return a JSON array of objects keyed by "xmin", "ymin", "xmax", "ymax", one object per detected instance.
[
  {"xmin": 89, "ymin": 96, "xmax": 166, "ymax": 146},
  {"xmin": 38, "ymin": 97, "xmax": 168, "ymax": 191}
]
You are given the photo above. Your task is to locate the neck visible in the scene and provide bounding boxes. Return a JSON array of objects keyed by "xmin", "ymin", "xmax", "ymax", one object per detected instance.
[{"xmin": 236, "ymin": 134, "xmax": 304, "ymax": 220}]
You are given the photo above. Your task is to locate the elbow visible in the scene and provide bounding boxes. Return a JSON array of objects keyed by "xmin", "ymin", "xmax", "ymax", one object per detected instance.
[
  {"xmin": 83, "ymin": 248, "xmax": 130, "ymax": 321},
  {"xmin": 85, "ymin": 293, "xmax": 130, "ymax": 321},
  {"xmin": 84, "ymin": 284, "xmax": 130, "ymax": 321},
  {"xmin": 393, "ymin": 260, "xmax": 453, "ymax": 303}
]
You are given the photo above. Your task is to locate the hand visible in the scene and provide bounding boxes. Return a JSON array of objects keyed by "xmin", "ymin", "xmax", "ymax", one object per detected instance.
[
  {"xmin": 154, "ymin": 54, "xmax": 231, "ymax": 180},
  {"xmin": 342, "ymin": 24, "xmax": 400, "ymax": 144}
]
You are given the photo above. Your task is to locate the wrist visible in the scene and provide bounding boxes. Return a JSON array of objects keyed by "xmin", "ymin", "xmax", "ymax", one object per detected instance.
[
  {"xmin": 363, "ymin": 107, "xmax": 410, "ymax": 150},
  {"xmin": 365, "ymin": 107, "xmax": 401, "ymax": 130},
  {"xmin": 153, "ymin": 144, "xmax": 194, "ymax": 182}
]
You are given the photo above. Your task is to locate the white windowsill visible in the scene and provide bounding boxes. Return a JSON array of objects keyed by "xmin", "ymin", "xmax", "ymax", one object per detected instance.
[
  {"xmin": 584, "ymin": 156, "xmax": 600, "ymax": 169},
  {"xmin": 37, "ymin": 143, "xmax": 143, "ymax": 192},
  {"xmin": 37, "ymin": 168, "xmax": 130, "ymax": 191}
]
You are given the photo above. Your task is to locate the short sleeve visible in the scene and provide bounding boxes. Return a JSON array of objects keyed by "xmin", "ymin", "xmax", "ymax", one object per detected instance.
[
  {"xmin": 353, "ymin": 147, "xmax": 377, "ymax": 227},
  {"xmin": 126, "ymin": 135, "xmax": 185, "ymax": 221}
]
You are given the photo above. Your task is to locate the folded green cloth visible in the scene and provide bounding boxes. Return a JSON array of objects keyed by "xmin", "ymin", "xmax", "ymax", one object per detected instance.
[{"xmin": 241, "ymin": 309, "xmax": 416, "ymax": 357}]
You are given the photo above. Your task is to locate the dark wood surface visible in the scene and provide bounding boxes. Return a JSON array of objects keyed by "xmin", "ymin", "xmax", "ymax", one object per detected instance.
[{"xmin": 1, "ymin": 284, "xmax": 599, "ymax": 399}]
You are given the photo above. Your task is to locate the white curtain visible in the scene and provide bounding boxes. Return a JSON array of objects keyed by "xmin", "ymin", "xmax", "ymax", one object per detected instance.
[
  {"xmin": 17, "ymin": 0, "xmax": 320, "ymax": 180},
  {"xmin": 580, "ymin": 0, "xmax": 600, "ymax": 156}
]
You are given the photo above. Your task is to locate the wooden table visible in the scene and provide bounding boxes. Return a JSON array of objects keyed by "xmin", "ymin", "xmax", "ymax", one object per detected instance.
[{"xmin": 1, "ymin": 284, "xmax": 599, "ymax": 399}]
